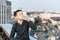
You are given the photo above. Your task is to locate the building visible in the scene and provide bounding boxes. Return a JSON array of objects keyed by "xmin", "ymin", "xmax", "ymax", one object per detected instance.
[
  {"xmin": 0, "ymin": 0, "xmax": 11, "ymax": 24},
  {"xmin": 27, "ymin": 10, "xmax": 60, "ymax": 25},
  {"xmin": 27, "ymin": 12, "xmax": 41, "ymax": 18},
  {"xmin": 48, "ymin": 36, "xmax": 56, "ymax": 40},
  {"xmin": 6, "ymin": 1, "xmax": 11, "ymax": 24}
]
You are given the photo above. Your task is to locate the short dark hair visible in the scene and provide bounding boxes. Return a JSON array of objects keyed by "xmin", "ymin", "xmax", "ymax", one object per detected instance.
[{"xmin": 14, "ymin": 10, "xmax": 22, "ymax": 16}]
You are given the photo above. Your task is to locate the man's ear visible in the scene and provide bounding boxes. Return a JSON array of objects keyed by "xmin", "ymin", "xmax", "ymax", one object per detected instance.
[{"xmin": 15, "ymin": 16, "xmax": 17, "ymax": 19}]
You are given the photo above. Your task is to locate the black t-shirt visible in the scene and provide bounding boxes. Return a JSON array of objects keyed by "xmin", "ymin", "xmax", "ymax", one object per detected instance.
[{"xmin": 10, "ymin": 20, "xmax": 37, "ymax": 40}]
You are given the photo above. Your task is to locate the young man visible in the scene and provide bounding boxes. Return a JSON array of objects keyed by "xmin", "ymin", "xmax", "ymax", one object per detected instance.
[{"xmin": 10, "ymin": 10, "xmax": 37, "ymax": 40}]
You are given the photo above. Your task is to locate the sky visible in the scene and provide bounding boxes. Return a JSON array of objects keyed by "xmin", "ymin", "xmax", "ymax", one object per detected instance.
[{"xmin": 8, "ymin": 0, "xmax": 60, "ymax": 12}]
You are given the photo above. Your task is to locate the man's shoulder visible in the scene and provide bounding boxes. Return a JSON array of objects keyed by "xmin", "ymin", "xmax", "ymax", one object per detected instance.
[
  {"xmin": 12, "ymin": 23, "xmax": 17, "ymax": 28},
  {"xmin": 12, "ymin": 22, "xmax": 17, "ymax": 27},
  {"xmin": 23, "ymin": 20, "xmax": 28, "ymax": 23},
  {"xmin": 13, "ymin": 22, "xmax": 17, "ymax": 25}
]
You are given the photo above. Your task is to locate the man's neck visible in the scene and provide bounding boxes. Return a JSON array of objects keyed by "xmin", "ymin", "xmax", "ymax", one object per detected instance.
[{"xmin": 17, "ymin": 19, "xmax": 23, "ymax": 25}]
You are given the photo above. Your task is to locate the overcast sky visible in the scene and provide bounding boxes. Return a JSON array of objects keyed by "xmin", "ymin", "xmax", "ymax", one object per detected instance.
[{"xmin": 8, "ymin": 0, "xmax": 60, "ymax": 12}]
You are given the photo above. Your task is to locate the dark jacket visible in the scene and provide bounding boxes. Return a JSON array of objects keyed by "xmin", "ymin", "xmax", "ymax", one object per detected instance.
[{"xmin": 10, "ymin": 20, "xmax": 37, "ymax": 40}]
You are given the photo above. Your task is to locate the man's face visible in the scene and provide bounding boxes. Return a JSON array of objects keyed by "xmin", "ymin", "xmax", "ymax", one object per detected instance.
[{"xmin": 15, "ymin": 11, "xmax": 24, "ymax": 20}]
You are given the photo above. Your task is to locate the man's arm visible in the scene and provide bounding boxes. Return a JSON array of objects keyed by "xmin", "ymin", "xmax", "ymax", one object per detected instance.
[
  {"xmin": 10, "ymin": 24, "xmax": 16, "ymax": 39},
  {"xmin": 28, "ymin": 21, "xmax": 37, "ymax": 30},
  {"xmin": 24, "ymin": 16, "xmax": 37, "ymax": 30}
]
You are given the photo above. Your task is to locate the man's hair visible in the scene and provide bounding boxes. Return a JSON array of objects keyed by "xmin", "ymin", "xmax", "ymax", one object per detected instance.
[{"xmin": 14, "ymin": 10, "xmax": 22, "ymax": 16}]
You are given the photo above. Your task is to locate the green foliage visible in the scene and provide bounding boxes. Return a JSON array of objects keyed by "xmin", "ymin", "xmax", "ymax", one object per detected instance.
[
  {"xmin": 34, "ymin": 29, "xmax": 48, "ymax": 33},
  {"xmin": 35, "ymin": 22, "xmax": 44, "ymax": 26},
  {"xmin": 34, "ymin": 30, "xmax": 45, "ymax": 32}
]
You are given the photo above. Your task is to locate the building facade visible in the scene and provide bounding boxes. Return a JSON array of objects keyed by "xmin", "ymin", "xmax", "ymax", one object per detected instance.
[
  {"xmin": 0, "ymin": 0, "xmax": 11, "ymax": 24},
  {"xmin": 27, "ymin": 11, "xmax": 60, "ymax": 25}
]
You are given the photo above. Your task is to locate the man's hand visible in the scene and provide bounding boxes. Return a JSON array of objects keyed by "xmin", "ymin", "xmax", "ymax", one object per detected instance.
[
  {"xmin": 23, "ymin": 15, "xmax": 31, "ymax": 22},
  {"xmin": 26, "ymin": 17, "xmax": 31, "ymax": 22}
]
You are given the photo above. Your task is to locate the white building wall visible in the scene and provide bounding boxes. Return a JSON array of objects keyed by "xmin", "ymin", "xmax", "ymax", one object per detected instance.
[
  {"xmin": 0, "ymin": 0, "xmax": 11, "ymax": 24},
  {"xmin": 50, "ymin": 14, "xmax": 60, "ymax": 17}
]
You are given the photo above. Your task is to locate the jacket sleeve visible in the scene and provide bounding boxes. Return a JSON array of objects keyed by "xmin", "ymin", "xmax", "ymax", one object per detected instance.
[
  {"xmin": 28, "ymin": 21, "xmax": 37, "ymax": 30},
  {"xmin": 10, "ymin": 24, "xmax": 16, "ymax": 39}
]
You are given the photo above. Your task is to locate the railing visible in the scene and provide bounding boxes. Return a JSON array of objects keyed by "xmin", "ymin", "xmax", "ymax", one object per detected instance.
[{"xmin": 0, "ymin": 25, "xmax": 10, "ymax": 40}]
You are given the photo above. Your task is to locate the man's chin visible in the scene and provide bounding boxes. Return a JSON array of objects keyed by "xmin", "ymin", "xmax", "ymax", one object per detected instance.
[{"xmin": 19, "ymin": 19, "xmax": 23, "ymax": 20}]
